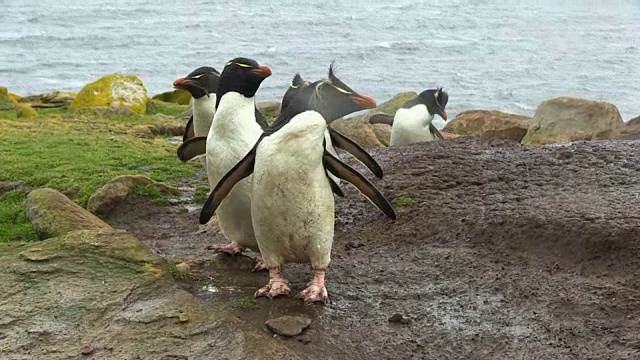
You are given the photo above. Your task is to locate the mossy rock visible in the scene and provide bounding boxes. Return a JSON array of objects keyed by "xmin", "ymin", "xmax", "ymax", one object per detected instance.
[
  {"xmin": 146, "ymin": 98, "xmax": 189, "ymax": 117},
  {"xmin": 16, "ymin": 103, "xmax": 38, "ymax": 118},
  {"xmin": 0, "ymin": 86, "xmax": 16, "ymax": 111},
  {"xmin": 152, "ymin": 89, "xmax": 191, "ymax": 105},
  {"xmin": 375, "ymin": 91, "xmax": 417, "ymax": 115},
  {"xmin": 71, "ymin": 74, "xmax": 148, "ymax": 115}
]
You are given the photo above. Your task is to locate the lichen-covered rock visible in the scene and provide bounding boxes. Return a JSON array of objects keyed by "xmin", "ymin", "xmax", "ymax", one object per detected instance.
[
  {"xmin": 0, "ymin": 229, "xmax": 300, "ymax": 359},
  {"xmin": 257, "ymin": 101, "xmax": 281, "ymax": 123},
  {"xmin": 444, "ymin": 110, "xmax": 531, "ymax": 142},
  {"xmin": 152, "ymin": 89, "xmax": 191, "ymax": 105},
  {"xmin": 15, "ymin": 103, "xmax": 38, "ymax": 118},
  {"xmin": 522, "ymin": 97, "xmax": 624, "ymax": 145},
  {"xmin": 0, "ymin": 86, "xmax": 17, "ymax": 110},
  {"xmin": 24, "ymin": 188, "xmax": 111, "ymax": 239},
  {"xmin": 71, "ymin": 74, "xmax": 148, "ymax": 114},
  {"xmin": 87, "ymin": 175, "xmax": 176, "ymax": 216}
]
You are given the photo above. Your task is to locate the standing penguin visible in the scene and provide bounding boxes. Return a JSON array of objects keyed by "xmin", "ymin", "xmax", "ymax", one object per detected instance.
[
  {"xmin": 202, "ymin": 57, "xmax": 271, "ymax": 268},
  {"xmin": 200, "ymin": 65, "xmax": 396, "ymax": 303},
  {"xmin": 173, "ymin": 66, "xmax": 220, "ymax": 142},
  {"xmin": 369, "ymin": 88, "xmax": 449, "ymax": 146}
]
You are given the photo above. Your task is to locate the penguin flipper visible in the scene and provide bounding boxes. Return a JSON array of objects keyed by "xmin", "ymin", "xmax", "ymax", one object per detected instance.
[
  {"xmin": 183, "ymin": 115, "xmax": 195, "ymax": 142},
  {"xmin": 327, "ymin": 171, "xmax": 345, "ymax": 197},
  {"xmin": 323, "ymin": 151, "xmax": 396, "ymax": 220},
  {"xmin": 177, "ymin": 136, "xmax": 207, "ymax": 162},
  {"xmin": 429, "ymin": 123, "xmax": 444, "ymax": 140},
  {"xmin": 329, "ymin": 128, "xmax": 383, "ymax": 178},
  {"xmin": 368, "ymin": 113, "xmax": 394, "ymax": 126},
  {"xmin": 199, "ymin": 143, "xmax": 258, "ymax": 224}
]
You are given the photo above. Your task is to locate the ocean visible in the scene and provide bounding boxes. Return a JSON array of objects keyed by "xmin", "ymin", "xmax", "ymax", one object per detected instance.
[{"xmin": 1, "ymin": 0, "xmax": 639, "ymax": 127}]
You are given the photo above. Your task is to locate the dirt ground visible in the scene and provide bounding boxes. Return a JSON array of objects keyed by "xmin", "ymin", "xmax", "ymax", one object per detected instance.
[{"xmin": 107, "ymin": 138, "xmax": 640, "ymax": 360}]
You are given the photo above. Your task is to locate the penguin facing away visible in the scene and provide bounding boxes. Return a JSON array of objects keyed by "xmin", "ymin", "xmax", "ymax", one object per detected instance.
[
  {"xmin": 202, "ymin": 57, "xmax": 272, "ymax": 270},
  {"xmin": 177, "ymin": 72, "xmax": 384, "ymax": 184},
  {"xmin": 200, "ymin": 65, "xmax": 396, "ymax": 303},
  {"xmin": 369, "ymin": 88, "xmax": 449, "ymax": 145},
  {"xmin": 173, "ymin": 66, "xmax": 220, "ymax": 142}
]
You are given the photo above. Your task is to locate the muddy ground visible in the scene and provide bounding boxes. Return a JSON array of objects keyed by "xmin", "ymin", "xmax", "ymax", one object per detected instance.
[{"xmin": 107, "ymin": 138, "xmax": 640, "ymax": 360}]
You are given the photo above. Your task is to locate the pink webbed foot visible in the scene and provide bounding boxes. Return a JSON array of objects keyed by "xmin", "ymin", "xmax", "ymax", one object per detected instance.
[
  {"xmin": 297, "ymin": 269, "xmax": 329, "ymax": 304},
  {"xmin": 211, "ymin": 242, "xmax": 244, "ymax": 255},
  {"xmin": 252, "ymin": 254, "xmax": 267, "ymax": 272},
  {"xmin": 255, "ymin": 267, "xmax": 290, "ymax": 299}
]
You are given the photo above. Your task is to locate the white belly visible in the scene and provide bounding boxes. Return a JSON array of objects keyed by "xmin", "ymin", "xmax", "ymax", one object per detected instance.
[
  {"xmin": 251, "ymin": 112, "xmax": 334, "ymax": 269},
  {"xmin": 192, "ymin": 95, "xmax": 217, "ymax": 138},
  {"xmin": 390, "ymin": 106, "xmax": 435, "ymax": 146},
  {"xmin": 206, "ymin": 93, "xmax": 262, "ymax": 249}
]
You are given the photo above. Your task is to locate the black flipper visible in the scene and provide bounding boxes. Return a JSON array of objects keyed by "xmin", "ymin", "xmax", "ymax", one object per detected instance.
[
  {"xmin": 183, "ymin": 115, "xmax": 195, "ymax": 142},
  {"xmin": 323, "ymin": 151, "xmax": 396, "ymax": 220},
  {"xmin": 429, "ymin": 123, "xmax": 444, "ymax": 140},
  {"xmin": 199, "ymin": 140, "xmax": 261, "ymax": 224},
  {"xmin": 177, "ymin": 136, "xmax": 207, "ymax": 162},
  {"xmin": 368, "ymin": 113, "xmax": 394, "ymax": 126},
  {"xmin": 327, "ymin": 171, "xmax": 345, "ymax": 197},
  {"xmin": 328, "ymin": 128, "xmax": 383, "ymax": 178}
]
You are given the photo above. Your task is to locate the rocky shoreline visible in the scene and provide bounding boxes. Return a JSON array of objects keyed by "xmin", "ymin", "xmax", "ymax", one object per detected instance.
[{"xmin": 1, "ymin": 73, "xmax": 640, "ymax": 359}]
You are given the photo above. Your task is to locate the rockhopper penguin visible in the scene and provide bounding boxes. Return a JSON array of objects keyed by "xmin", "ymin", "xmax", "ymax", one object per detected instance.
[
  {"xmin": 199, "ymin": 65, "xmax": 396, "ymax": 303},
  {"xmin": 173, "ymin": 66, "xmax": 220, "ymax": 142},
  {"xmin": 199, "ymin": 57, "xmax": 271, "ymax": 270},
  {"xmin": 369, "ymin": 88, "xmax": 449, "ymax": 145}
]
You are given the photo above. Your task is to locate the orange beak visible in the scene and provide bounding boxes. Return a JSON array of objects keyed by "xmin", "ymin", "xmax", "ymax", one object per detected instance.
[
  {"xmin": 352, "ymin": 94, "xmax": 377, "ymax": 109},
  {"xmin": 173, "ymin": 77, "xmax": 192, "ymax": 89},
  {"xmin": 251, "ymin": 65, "xmax": 272, "ymax": 78}
]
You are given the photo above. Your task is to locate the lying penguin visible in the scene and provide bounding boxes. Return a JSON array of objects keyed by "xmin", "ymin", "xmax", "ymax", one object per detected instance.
[
  {"xmin": 199, "ymin": 65, "xmax": 396, "ymax": 303},
  {"xmin": 178, "ymin": 72, "xmax": 383, "ymax": 182},
  {"xmin": 369, "ymin": 88, "xmax": 449, "ymax": 146},
  {"xmin": 172, "ymin": 66, "xmax": 220, "ymax": 143}
]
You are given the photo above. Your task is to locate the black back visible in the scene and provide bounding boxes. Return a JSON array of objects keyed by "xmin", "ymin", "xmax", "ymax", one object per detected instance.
[{"xmin": 281, "ymin": 73, "xmax": 309, "ymax": 113}]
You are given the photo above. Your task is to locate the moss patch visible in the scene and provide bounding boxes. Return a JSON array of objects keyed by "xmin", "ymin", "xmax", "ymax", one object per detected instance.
[
  {"xmin": 0, "ymin": 111, "xmax": 198, "ymax": 242},
  {"xmin": 193, "ymin": 185, "xmax": 209, "ymax": 204},
  {"xmin": 235, "ymin": 297, "xmax": 258, "ymax": 311},
  {"xmin": 393, "ymin": 192, "xmax": 417, "ymax": 209},
  {"xmin": 133, "ymin": 183, "xmax": 172, "ymax": 206}
]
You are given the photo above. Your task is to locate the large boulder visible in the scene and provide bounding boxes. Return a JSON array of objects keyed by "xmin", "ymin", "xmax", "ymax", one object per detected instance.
[
  {"xmin": 0, "ymin": 229, "xmax": 300, "ymax": 359},
  {"xmin": 24, "ymin": 188, "xmax": 111, "ymax": 240},
  {"xmin": 444, "ymin": 110, "xmax": 531, "ymax": 142},
  {"xmin": 87, "ymin": 175, "xmax": 176, "ymax": 216},
  {"xmin": 0, "ymin": 86, "xmax": 16, "ymax": 110},
  {"xmin": 151, "ymin": 89, "xmax": 191, "ymax": 105},
  {"xmin": 330, "ymin": 92, "xmax": 418, "ymax": 147},
  {"xmin": 602, "ymin": 117, "xmax": 640, "ymax": 140},
  {"xmin": 522, "ymin": 97, "xmax": 624, "ymax": 145},
  {"xmin": 71, "ymin": 74, "xmax": 148, "ymax": 115}
]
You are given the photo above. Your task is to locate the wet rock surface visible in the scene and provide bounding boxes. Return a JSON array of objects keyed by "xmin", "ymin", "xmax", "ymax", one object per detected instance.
[
  {"xmin": 14, "ymin": 137, "xmax": 640, "ymax": 359},
  {"xmin": 265, "ymin": 315, "xmax": 312, "ymax": 337}
]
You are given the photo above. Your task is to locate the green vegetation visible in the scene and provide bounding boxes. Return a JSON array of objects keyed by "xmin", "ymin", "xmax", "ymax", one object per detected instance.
[
  {"xmin": 0, "ymin": 105, "xmax": 197, "ymax": 242},
  {"xmin": 234, "ymin": 297, "xmax": 258, "ymax": 311},
  {"xmin": 193, "ymin": 185, "xmax": 209, "ymax": 204},
  {"xmin": 392, "ymin": 192, "xmax": 417, "ymax": 209},
  {"xmin": 132, "ymin": 183, "xmax": 173, "ymax": 206},
  {"xmin": 167, "ymin": 262, "xmax": 195, "ymax": 281}
]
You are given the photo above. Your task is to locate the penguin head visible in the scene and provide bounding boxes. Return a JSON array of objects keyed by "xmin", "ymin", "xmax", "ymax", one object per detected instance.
[
  {"xmin": 216, "ymin": 57, "xmax": 272, "ymax": 104},
  {"xmin": 173, "ymin": 66, "xmax": 220, "ymax": 99},
  {"xmin": 301, "ymin": 63, "xmax": 376, "ymax": 123},
  {"xmin": 281, "ymin": 73, "xmax": 310, "ymax": 112},
  {"xmin": 418, "ymin": 88, "xmax": 449, "ymax": 121}
]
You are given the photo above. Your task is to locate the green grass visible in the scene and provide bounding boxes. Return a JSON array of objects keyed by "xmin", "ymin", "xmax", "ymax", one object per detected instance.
[
  {"xmin": 167, "ymin": 262, "xmax": 195, "ymax": 281},
  {"xmin": 193, "ymin": 185, "xmax": 209, "ymax": 204},
  {"xmin": 0, "ymin": 109, "xmax": 198, "ymax": 243},
  {"xmin": 234, "ymin": 297, "xmax": 258, "ymax": 311},
  {"xmin": 132, "ymin": 183, "xmax": 173, "ymax": 206},
  {"xmin": 392, "ymin": 192, "xmax": 417, "ymax": 209}
]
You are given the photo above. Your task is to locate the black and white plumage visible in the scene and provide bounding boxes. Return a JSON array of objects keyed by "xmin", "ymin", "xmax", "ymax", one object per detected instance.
[
  {"xmin": 369, "ymin": 88, "xmax": 449, "ymax": 145},
  {"xmin": 200, "ymin": 65, "xmax": 396, "ymax": 303}
]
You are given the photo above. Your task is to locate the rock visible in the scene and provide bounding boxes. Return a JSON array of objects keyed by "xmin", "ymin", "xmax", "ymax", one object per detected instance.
[
  {"xmin": 628, "ymin": 116, "xmax": 640, "ymax": 126},
  {"xmin": 152, "ymin": 89, "xmax": 191, "ymax": 105},
  {"xmin": 18, "ymin": 91, "xmax": 76, "ymax": 108},
  {"xmin": 71, "ymin": 74, "xmax": 148, "ymax": 115},
  {"xmin": 153, "ymin": 118, "xmax": 187, "ymax": 137},
  {"xmin": 24, "ymin": 188, "xmax": 111, "ymax": 240},
  {"xmin": 130, "ymin": 124, "xmax": 156, "ymax": 139},
  {"xmin": 256, "ymin": 101, "xmax": 281, "ymax": 122},
  {"xmin": 443, "ymin": 110, "xmax": 531, "ymax": 142},
  {"xmin": 297, "ymin": 333, "xmax": 312, "ymax": 344},
  {"xmin": 388, "ymin": 313, "xmax": 412, "ymax": 325},
  {"xmin": 265, "ymin": 315, "xmax": 312, "ymax": 337},
  {"xmin": 174, "ymin": 262, "xmax": 191, "ymax": 274},
  {"xmin": 603, "ymin": 119, "xmax": 640, "ymax": 140},
  {"xmin": 0, "ymin": 86, "xmax": 16, "ymax": 110},
  {"xmin": 86, "ymin": 175, "xmax": 176, "ymax": 216},
  {"xmin": 0, "ymin": 181, "xmax": 30, "ymax": 194},
  {"xmin": 521, "ymin": 97, "xmax": 624, "ymax": 145},
  {"xmin": 0, "ymin": 229, "xmax": 301, "ymax": 359},
  {"xmin": 16, "ymin": 103, "xmax": 38, "ymax": 118},
  {"xmin": 330, "ymin": 92, "xmax": 419, "ymax": 148}
]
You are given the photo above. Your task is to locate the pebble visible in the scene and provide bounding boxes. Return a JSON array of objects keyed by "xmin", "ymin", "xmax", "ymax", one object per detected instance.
[
  {"xmin": 265, "ymin": 315, "xmax": 312, "ymax": 337},
  {"xmin": 388, "ymin": 313, "xmax": 412, "ymax": 325}
]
